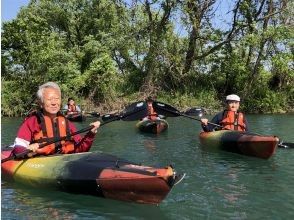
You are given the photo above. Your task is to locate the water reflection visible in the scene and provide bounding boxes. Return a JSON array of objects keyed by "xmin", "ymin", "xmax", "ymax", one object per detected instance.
[
  {"xmin": 142, "ymin": 139, "xmax": 157, "ymax": 153},
  {"xmin": 1, "ymin": 181, "xmax": 170, "ymax": 220},
  {"xmin": 2, "ymin": 116, "xmax": 294, "ymax": 219}
]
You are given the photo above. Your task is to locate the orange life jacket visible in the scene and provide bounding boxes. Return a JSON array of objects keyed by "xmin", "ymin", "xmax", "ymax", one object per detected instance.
[
  {"xmin": 219, "ymin": 110, "xmax": 246, "ymax": 131},
  {"xmin": 33, "ymin": 111, "xmax": 75, "ymax": 155},
  {"xmin": 147, "ymin": 102, "xmax": 158, "ymax": 120}
]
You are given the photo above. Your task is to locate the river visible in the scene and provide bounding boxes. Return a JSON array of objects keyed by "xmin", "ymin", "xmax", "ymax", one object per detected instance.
[{"xmin": 1, "ymin": 114, "xmax": 294, "ymax": 219}]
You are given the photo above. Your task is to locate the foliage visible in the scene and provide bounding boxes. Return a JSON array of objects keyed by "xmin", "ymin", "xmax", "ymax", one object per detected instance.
[
  {"xmin": 1, "ymin": 0, "xmax": 293, "ymax": 116},
  {"xmin": 243, "ymin": 90, "xmax": 288, "ymax": 113}
]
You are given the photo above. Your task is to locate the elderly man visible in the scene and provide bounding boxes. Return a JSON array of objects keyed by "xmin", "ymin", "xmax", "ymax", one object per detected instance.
[{"xmin": 12, "ymin": 82, "xmax": 100, "ymax": 156}]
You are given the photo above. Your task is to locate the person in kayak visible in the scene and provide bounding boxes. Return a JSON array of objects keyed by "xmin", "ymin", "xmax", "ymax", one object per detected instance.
[
  {"xmin": 63, "ymin": 97, "xmax": 81, "ymax": 115},
  {"xmin": 200, "ymin": 94, "xmax": 249, "ymax": 132},
  {"xmin": 142, "ymin": 96, "xmax": 161, "ymax": 121},
  {"xmin": 12, "ymin": 82, "xmax": 100, "ymax": 156}
]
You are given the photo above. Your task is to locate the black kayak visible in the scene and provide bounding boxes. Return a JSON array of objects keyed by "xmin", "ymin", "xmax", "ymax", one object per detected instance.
[
  {"xmin": 2, "ymin": 150, "xmax": 184, "ymax": 204},
  {"xmin": 136, "ymin": 119, "xmax": 168, "ymax": 134},
  {"xmin": 66, "ymin": 113, "xmax": 85, "ymax": 122}
]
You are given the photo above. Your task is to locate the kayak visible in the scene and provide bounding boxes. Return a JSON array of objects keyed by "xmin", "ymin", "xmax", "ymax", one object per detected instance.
[
  {"xmin": 199, "ymin": 130, "xmax": 279, "ymax": 159},
  {"xmin": 1, "ymin": 150, "xmax": 183, "ymax": 204},
  {"xmin": 136, "ymin": 119, "xmax": 168, "ymax": 134},
  {"xmin": 66, "ymin": 113, "xmax": 85, "ymax": 122}
]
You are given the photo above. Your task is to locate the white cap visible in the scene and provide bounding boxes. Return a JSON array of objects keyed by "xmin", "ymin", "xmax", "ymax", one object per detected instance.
[{"xmin": 226, "ymin": 94, "xmax": 240, "ymax": 102}]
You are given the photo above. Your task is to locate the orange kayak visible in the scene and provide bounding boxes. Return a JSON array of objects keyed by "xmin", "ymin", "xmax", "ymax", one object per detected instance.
[
  {"xmin": 1, "ymin": 150, "xmax": 183, "ymax": 204},
  {"xmin": 199, "ymin": 130, "xmax": 279, "ymax": 159}
]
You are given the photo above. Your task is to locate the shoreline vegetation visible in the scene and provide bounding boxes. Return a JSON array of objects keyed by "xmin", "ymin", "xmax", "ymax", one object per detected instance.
[
  {"xmin": 2, "ymin": 1, "xmax": 293, "ymax": 117},
  {"xmin": 82, "ymin": 97, "xmax": 293, "ymax": 116},
  {"xmin": 80, "ymin": 93, "xmax": 294, "ymax": 116},
  {"xmin": 2, "ymin": 89, "xmax": 294, "ymax": 117}
]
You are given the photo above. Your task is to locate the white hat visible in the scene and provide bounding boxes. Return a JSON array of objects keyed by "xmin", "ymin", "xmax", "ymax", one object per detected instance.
[{"xmin": 226, "ymin": 94, "xmax": 240, "ymax": 102}]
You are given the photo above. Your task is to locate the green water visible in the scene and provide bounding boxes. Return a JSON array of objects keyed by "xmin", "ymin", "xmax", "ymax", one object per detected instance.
[{"xmin": 1, "ymin": 115, "xmax": 294, "ymax": 219}]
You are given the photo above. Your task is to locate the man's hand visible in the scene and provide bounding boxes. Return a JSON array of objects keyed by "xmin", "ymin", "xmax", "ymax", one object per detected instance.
[
  {"xmin": 200, "ymin": 118, "xmax": 209, "ymax": 126},
  {"xmin": 90, "ymin": 121, "xmax": 101, "ymax": 133}
]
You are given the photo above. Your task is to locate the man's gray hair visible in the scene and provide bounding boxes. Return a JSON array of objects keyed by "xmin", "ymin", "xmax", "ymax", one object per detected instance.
[{"xmin": 37, "ymin": 82, "xmax": 61, "ymax": 102}]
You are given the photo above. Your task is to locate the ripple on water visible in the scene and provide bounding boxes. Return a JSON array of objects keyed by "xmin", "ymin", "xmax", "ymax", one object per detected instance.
[{"xmin": 1, "ymin": 116, "xmax": 294, "ymax": 219}]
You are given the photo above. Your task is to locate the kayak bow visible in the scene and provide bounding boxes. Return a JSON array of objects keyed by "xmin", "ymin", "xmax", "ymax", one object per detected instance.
[
  {"xmin": 199, "ymin": 130, "xmax": 279, "ymax": 159},
  {"xmin": 1, "ymin": 150, "xmax": 183, "ymax": 204}
]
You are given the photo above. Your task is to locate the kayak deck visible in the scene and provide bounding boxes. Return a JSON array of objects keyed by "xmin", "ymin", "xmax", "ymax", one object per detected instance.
[
  {"xmin": 1, "ymin": 150, "xmax": 181, "ymax": 204},
  {"xmin": 199, "ymin": 130, "xmax": 279, "ymax": 159}
]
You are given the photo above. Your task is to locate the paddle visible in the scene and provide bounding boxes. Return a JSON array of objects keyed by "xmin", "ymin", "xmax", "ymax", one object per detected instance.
[
  {"xmin": 84, "ymin": 112, "xmax": 100, "ymax": 117},
  {"xmin": 102, "ymin": 101, "xmax": 148, "ymax": 122},
  {"xmin": 1, "ymin": 126, "xmax": 95, "ymax": 163},
  {"xmin": 102, "ymin": 101, "xmax": 171, "ymax": 121},
  {"xmin": 101, "ymin": 113, "xmax": 119, "ymax": 122},
  {"xmin": 61, "ymin": 109, "xmax": 100, "ymax": 117},
  {"xmin": 277, "ymin": 142, "xmax": 294, "ymax": 149},
  {"xmin": 1, "ymin": 101, "xmax": 148, "ymax": 163},
  {"xmin": 152, "ymin": 101, "xmax": 223, "ymax": 128},
  {"xmin": 183, "ymin": 107, "xmax": 205, "ymax": 117},
  {"xmin": 25, "ymin": 108, "xmax": 100, "ymax": 118},
  {"xmin": 152, "ymin": 101, "xmax": 294, "ymax": 149}
]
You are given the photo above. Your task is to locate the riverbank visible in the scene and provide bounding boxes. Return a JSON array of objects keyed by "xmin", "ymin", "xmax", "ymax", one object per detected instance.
[
  {"xmin": 2, "ymin": 91, "xmax": 293, "ymax": 117},
  {"xmin": 80, "ymin": 92, "xmax": 294, "ymax": 116}
]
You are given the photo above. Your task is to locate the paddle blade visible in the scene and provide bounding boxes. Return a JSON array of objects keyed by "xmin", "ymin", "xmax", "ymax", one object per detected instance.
[
  {"xmin": 88, "ymin": 112, "xmax": 100, "ymax": 117},
  {"xmin": 184, "ymin": 107, "xmax": 205, "ymax": 117},
  {"xmin": 101, "ymin": 113, "xmax": 119, "ymax": 122},
  {"xmin": 121, "ymin": 101, "xmax": 148, "ymax": 121},
  {"xmin": 278, "ymin": 142, "xmax": 294, "ymax": 149},
  {"xmin": 152, "ymin": 101, "xmax": 180, "ymax": 117}
]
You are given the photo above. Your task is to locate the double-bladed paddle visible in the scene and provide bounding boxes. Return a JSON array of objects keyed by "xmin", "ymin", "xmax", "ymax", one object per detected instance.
[
  {"xmin": 183, "ymin": 107, "xmax": 205, "ymax": 117},
  {"xmin": 152, "ymin": 101, "xmax": 223, "ymax": 128},
  {"xmin": 85, "ymin": 112, "xmax": 100, "ymax": 117},
  {"xmin": 26, "ymin": 107, "xmax": 101, "ymax": 118},
  {"xmin": 61, "ymin": 109, "xmax": 101, "ymax": 117},
  {"xmin": 102, "ymin": 101, "xmax": 148, "ymax": 122},
  {"xmin": 1, "ymin": 101, "xmax": 148, "ymax": 163},
  {"xmin": 277, "ymin": 142, "xmax": 294, "ymax": 149},
  {"xmin": 152, "ymin": 101, "xmax": 294, "ymax": 149}
]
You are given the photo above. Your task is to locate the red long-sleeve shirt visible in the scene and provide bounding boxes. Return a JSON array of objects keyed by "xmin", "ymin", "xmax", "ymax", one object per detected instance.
[{"xmin": 12, "ymin": 115, "xmax": 96, "ymax": 155}]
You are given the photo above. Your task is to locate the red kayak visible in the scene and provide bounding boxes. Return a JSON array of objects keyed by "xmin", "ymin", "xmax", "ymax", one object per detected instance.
[
  {"xmin": 2, "ymin": 150, "xmax": 184, "ymax": 204},
  {"xmin": 199, "ymin": 130, "xmax": 279, "ymax": 159}
]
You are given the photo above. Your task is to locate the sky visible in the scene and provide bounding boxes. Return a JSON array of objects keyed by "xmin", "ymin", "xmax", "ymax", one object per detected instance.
[
  {"xmin": 1, "ymin": 0, "xmax": 232, "ymax": 27},
  {"xmin": 1, "ymin": 0, "xmax": 30, "ymax": 22},
  {"xmin": 0, "ymin": 0, "xmax": 232, "ymax": 36}
]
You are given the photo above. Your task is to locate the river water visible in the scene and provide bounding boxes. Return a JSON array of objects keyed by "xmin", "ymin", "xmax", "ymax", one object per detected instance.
[{"xmin": 1, "ymin": 115, "xmax": 294, "ymax": 219}]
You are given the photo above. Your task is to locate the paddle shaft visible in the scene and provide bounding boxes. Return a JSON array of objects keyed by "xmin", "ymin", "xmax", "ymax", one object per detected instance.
[
  {"xmin": 278, "ymin": 142, "xmax": 294, "ymax": 148},
  {"xmin": 155, "ymin": 105, "xmax": 223, "ymax": 128},
  {"xmin": 1, "ymin": 117, "xmax": 127, "ymax": 163},
  {"xmin": 1, "ymin": 125, "xmax": 96, "ymax": 163},
  {"xmin": 1, "ymin": 103, "xmax": 147, "ymax": 163},
  {"xmin": 62, "ymin": 109, "xmax": 100, "ymax": 116}
]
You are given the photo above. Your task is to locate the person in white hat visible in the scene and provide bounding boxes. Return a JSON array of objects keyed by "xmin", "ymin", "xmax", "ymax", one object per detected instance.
[{"xmin": 200, "ymin": 94, "xmax": 249, "ymax": 132}]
